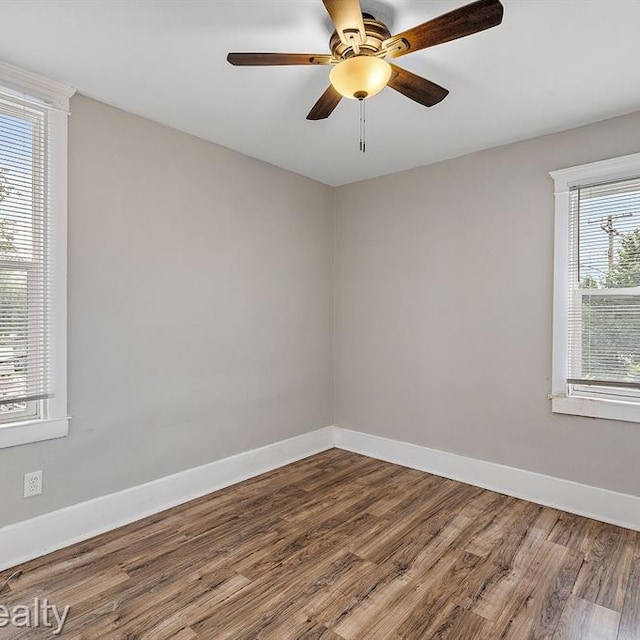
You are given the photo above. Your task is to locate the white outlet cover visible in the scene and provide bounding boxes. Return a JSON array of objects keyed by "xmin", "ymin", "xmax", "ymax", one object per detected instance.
[{"xmin": 24, "ymin": 470, "xmax": 43, "ymax": 498}]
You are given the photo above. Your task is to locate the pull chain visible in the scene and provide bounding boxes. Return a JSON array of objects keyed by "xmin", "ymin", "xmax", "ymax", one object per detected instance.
[
  {"xmin": 358, "ymin": 97, "xmax": 366, "ymax": 153},
  {"xmin": 354, "ymin": 91, "xmax": 368, "ymax": 153}
]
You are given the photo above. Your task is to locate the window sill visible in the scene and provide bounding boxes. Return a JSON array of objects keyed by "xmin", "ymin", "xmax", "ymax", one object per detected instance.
[
  {"xmin": 552, "ymin": 395, "xmax": 640, "ymax": 424},
  {"xmin": 0, "ymin": 417, "xmax": 69, "ymax": 449}
]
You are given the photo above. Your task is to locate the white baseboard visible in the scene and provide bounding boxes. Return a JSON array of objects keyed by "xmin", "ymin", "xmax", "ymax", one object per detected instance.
[
  {"xmin": 3, "ymin": 424, "xmax": 639, "ymax": 571},
  {"xmin": 334, "ymin": 427, "xmax": 640, "ymax": 532},
  {"xmin": 0, "ymin": 426, "xmax": 333, "ymax": 571}
]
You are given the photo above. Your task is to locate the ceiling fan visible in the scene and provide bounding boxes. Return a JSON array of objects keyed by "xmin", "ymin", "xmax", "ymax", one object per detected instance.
[{"xmin": 227, "ymin": 0, "xmax": 504, "ymax": 120}]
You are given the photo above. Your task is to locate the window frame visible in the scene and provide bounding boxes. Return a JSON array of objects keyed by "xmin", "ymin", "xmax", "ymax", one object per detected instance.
[
  {"xmin": 551, "ymin": 152, "xmax": 640, "ymax": 423},
  {"xmin": 0, "ymin": 62, "xmax": 74, "ymax": 448}
]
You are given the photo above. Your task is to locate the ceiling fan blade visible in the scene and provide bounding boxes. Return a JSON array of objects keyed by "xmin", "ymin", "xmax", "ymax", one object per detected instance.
[
  {"xmin": 227, "ymin": 53, "xmax": 333, "ymax": 66},
  {"xmin": 307, "ymin": 86, "xmax": 342, "ymax": 120},
  {"xmin": 387, "ymin": 64, "xmax": 449, "ymax": 107},
  {"xmin": 383, "ymin": 0, "xmax": 504, "ymax": 58},
  {"xmin": 322, "ymin": 0, "xmax": 367, "ymax": 50}
]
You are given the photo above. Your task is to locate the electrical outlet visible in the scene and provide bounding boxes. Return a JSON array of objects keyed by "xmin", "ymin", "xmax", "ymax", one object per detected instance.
[{"xmin": 24, "ymin": 470, "xmax": 43, "ymax": 498}]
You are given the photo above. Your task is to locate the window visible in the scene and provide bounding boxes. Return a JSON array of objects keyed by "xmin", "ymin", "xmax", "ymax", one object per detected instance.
[
  {"xmin": 551, "ymin": 153, "xmax": 640, "ymax": 423},
  {"xmin": 0, "ymin": 62, "xmax": 73, "ymax": 448}
]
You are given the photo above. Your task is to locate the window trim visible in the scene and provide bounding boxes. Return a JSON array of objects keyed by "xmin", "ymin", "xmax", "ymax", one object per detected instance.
[
  {"xmin": 550, "ymin": 152, "xmax": 640, "ymax": 423},
  {"xmin": 0, "ymin": 62, "xmax": 74, "ymax": 448}
]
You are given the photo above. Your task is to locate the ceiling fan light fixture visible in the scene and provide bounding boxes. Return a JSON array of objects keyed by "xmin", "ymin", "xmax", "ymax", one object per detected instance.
[{"xmin": 329, "ymin": 55, "xmax": 392, "ymax": 100}]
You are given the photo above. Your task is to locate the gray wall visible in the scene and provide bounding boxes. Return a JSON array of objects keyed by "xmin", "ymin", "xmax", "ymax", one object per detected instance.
[
  {"xmin": 335, "ymin": 110, "xmax": 640, "ymax": 497},
  {"xmin": 0, "ymin": 95, "xmax": 335, "ymax": 527},
  {"xmin": 3, "ymin": 95, "xmax": 640, "ymax": 531}
]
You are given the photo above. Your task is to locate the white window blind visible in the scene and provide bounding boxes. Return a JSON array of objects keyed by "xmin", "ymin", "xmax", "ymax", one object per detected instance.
[
  {"xmin": 567, "ymin": 176, "xmax": 640, "ymax": 397},
  {"xmin": 0, "ymin": 91, "xmax": 51, "ymax": 421}
]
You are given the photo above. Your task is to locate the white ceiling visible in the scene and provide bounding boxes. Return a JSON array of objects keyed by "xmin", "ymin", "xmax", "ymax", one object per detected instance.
[{"xmin": 0, "ymin": 0, "xmax": 638, "ymax": 186}]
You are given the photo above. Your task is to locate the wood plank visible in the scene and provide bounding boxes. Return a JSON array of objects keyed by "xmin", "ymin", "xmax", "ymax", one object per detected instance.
[
  {"xmin": 618, "ymin": 557, "xmax": 640, "ymax": 640},
  {"xmin": 350, "ymin": 550, "xmax": 484, "ymax": 639},
  {"xmin": 428, "ymin": 608, "xmax": 491, "ymax": 640},
  {"xmin": 473, "ymin": 507, "xmax": 561, "ymax": 622},
  {"xmin": 548, "ymin": 512, "xmax": 596, "ymax": 551},
  {"xmin": 572, "ymin": 521, "xmax": 636, "ymax": 612},
  {"xmin": 488, "ymin": 540, "xmax": 583, "ymax": 638},
  {"xmin": 552, "ymin": 596, "xmax": 620, "ymax": 640}
]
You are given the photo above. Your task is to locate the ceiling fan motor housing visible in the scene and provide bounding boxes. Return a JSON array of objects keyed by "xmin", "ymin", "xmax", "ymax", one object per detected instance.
[{"xmin": 330, "ymin": 16, "xmax": 391, "ymax": 59}]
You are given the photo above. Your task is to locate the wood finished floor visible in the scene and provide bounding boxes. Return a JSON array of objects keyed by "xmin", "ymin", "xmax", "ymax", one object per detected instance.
[{"xmin": 1, "ymin": 449, "xmax": 639, "ymax": 639}]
